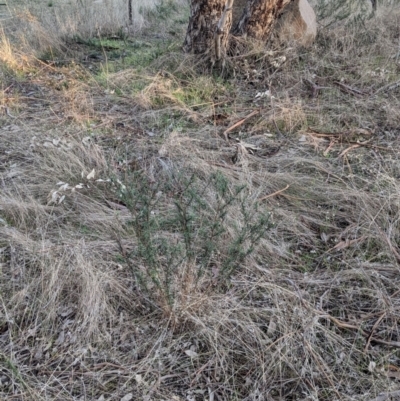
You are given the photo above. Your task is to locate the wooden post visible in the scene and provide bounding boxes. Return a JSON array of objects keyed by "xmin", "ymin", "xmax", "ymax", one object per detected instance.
[{"xmin": 128, "ymin": 0, "xmax": 133, "ymax": 25}]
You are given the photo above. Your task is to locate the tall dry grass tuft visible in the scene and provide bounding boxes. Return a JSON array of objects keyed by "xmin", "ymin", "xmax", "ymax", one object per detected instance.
[
  {"xmin": 0, "ymin": 27, "xmax": 18, "ymax": 70},
  {"xmin": 4, "ymin": 0, "xmax": 160, "ymax": 42},
  {"xmin": 0, "ymin": 25, "xmax": 33, "ymax": 75},
  {"xmin": 0, "ymin": 134, "xmax": 126, "ymax": 344}
]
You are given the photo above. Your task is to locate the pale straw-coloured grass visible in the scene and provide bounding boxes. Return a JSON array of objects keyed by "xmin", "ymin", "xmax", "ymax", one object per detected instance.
[{"xmin": 1, "ymin": 2, "xmax": 400, "ymax": 400}]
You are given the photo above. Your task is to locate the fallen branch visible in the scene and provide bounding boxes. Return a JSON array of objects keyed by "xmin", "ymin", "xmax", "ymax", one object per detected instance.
[
  {"xmin": 258, "ymin": 185, "xmax": 290, "ymax": 201},
  {"xmin": 326, "ymin": 236, "xmax": 366, "ymax": 253},
  {"xmin": 0, "ymin": 106, "xmax": 16, "ymax": 119},
  {"xmin": 305, "ymin": 129, "xmax": 392, "ymax": 154},
  {"xmin": 347, "ymin": 141, "xmax": 391, "ymax": 151},
  {"xmin": 334, "ymin": 81, "xmax": 369, "ymax": 97},
  {"xmin": 374, "ymin": 79, "xmax": 400, "ymax": 95},
  {"xmin": 321, "ymin": 313, "xmax": 400, "ymax": 349},
  {"xmin": 323, "ymin": 138, "xmax": 338, "ymax": 156},
  {"xmin": 308, "ymin": 127, "xmax": 372, "ymax": 139},
  {"xmin": 223, "ymin": 110, "xmax": 259, "ymax": 140},
  {"xmin": 364, "ymin": 312, "xmax": 386, "ymax": 352},
  {"xmin": 338, "ymin": 144, "xmax": 360, "ymax": 158},
  {"xmin": 303, "ymin": 78, "xmax": 330, "ymax": 98}
]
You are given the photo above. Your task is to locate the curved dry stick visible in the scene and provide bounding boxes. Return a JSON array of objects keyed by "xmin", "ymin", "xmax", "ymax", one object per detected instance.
[
  {"xmin": 223, "ymin": 109, "xmax": 259, "ymax": 140},
  {"xmin": 364, "ymin": 313, "xmax": 386, "ymax": 353},
  {"xmin": 258, "ymin": 185, "xmax": 290, "ymax": 201}
]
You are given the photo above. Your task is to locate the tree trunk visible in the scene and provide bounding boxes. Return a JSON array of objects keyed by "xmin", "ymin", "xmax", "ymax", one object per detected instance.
[
  {"xmin": 183, "ymin": 0, "xmax": 292, "ymax": 61},
  {"xmin": 183, "ymin": 0, "xmax": 231, "ymax": 60},
  {"xmin": 128, "ymin": 0, "xmax": 133, "ymax": 25},
  {"xmin": 233, "ymin": 0, "xmax": 292, "ymax": 40}
]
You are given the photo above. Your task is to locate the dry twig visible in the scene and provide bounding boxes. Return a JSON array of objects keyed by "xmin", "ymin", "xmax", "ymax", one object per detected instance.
[
  {"xmin": 334, "ymin": 81, "xmax": 370, "ymax": 97},
  {"xmin": 258, "ymin": 185, "xmax": 290, "ymax": 201},
  {"xmin": 223, "ymin": 110, "xmax": 259, "ymax": 140}
]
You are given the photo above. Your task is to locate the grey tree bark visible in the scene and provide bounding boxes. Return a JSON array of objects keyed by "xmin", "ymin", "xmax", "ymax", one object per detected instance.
[
  {"xmin": 183, "ymin": 0, "xmax": 293, "ymax": 61},
  {"xmin": 233, "ymin": 0, "xmax": 291, "ymax": 40},
  {"xmin": 128, "ymin": 0, "xmax": 133, "ymax": 24},
  {"xmin": 183, "ymin": 0, "xmax": 232, "ymax": 61}
]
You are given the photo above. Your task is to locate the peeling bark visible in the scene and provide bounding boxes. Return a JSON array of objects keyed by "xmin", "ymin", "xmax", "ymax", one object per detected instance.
[
  {"xmin": 183, "ymin": 0, "xmax": 293, "ymax": 60},
  {"xmin": 214, "ymin": 0, "xmax": 234, "ymax": 60},
  {"xmin": 183, "ymin": 0, "xmax": 227, "ymax": 56},
  {"xmin": 233, "ymin": 0, "xmax": 292, "ymax": 40}
]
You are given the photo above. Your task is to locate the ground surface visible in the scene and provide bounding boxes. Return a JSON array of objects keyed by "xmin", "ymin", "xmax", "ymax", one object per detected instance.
[{"xmin": 1, "ymin": 2, "xmax": 400, "ymax": 401}]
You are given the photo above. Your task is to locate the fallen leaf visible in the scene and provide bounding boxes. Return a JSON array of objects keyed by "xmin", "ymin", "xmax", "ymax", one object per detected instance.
[
  {"xmin": 185, "ymin": 350, "xmax": 198, "ymax": 358},
  {"xmin": 120, "ymin": 393, "xmax": 133, "ymax": 401},
  {"xmin": 267, "ymin": 320, "xmax": 277, "ymax": 336},
  {"xmin": 105, "ymin": 200, "xmax": 129, "ymax": 211},
  {"xmin": 87, "ymin": 169, "xmax": 95, "ymax": 180},
  {"xmin": 368, "ymin": 361, "xmax": 376, "ymax": 372},
  {"xmin": 51, "ymin": 191, "xmax": 59, "ymax": 203},
  {"xmin": 55, "ymin": 330, "xmax": 65, "ymax": 346}
]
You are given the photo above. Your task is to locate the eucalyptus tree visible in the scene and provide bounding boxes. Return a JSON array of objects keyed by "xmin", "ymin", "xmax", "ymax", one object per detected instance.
[{"xmin": 183, "ymin": 0, "xmax": 292, "ymax": 62}]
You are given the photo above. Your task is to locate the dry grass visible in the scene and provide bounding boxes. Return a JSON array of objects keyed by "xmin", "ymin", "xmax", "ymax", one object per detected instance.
[
  {"xmin": 1, "ymin": 1, "xmax": 400, "ymax": 400},
  {"xmin": 4, "ymin": 0, "xmax": 159, "ymax": 36}
]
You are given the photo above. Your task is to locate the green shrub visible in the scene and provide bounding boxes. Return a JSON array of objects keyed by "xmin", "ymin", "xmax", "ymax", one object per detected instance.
[
  {"xmin": 314, "ymin": 0, "xmax": 397, "ymax": 25},
  {"xmin": 115, "ymin": 170, "xmax": 271, "ymax": 310}
]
